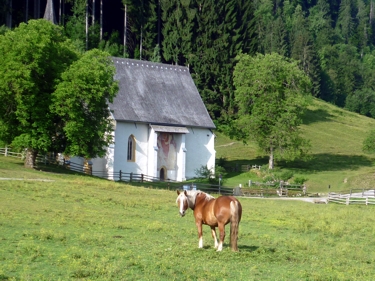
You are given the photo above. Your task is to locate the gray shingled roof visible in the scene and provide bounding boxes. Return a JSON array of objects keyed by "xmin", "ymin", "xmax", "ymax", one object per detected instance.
[
  {"xmin": 43, "ymin": 0, "xmax": 57, "ymax": 25},
  {"xmin": 109, "ymin": 58, "xmax": 215, "ymax": 129}
]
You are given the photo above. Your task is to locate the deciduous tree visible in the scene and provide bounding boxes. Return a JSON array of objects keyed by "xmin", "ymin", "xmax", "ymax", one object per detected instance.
[
  {"xmin": 233, "ymin": 53, "xmax": 312, "ymax": 169},
  {"xmin": 0, "ymin": 19, "xmax": 118, "ymax": 168}
]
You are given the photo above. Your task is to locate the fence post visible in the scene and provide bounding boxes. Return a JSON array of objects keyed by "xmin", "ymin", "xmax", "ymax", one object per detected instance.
[
  {"xmin": 119, "ymin": 170, "xmax": 122, "ymax": 181},
  {"xmin": 130, "ymin": 172, "xmax": 133, "ymax": 182},
  {"xmin": 279, "ymin": 181, "xmax": 283, "ymax": 197},
  {"xmin": 249, "ymin": 180, "xmax": 252, "ymax": 187},
  {"xmin": 141, "ymin": 174, "xmax": 144, "ymax": 183},
  {"xmin": 346, "ymin": 197, "xmax": 349, "ymax": 205},
  {"xmin": 5, "ymin": 146, "xmax": 8, "ymax": 157}
]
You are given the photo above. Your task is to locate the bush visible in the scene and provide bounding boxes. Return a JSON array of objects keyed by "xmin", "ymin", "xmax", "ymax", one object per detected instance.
[
  {"xmin": 194, "ymin": 165, "xmax": 212, "ymax": 181},
  {"xmin": 293, "ymin": 177, "xmax": 308, "ymax": 185},
  {"xmin": 194, "ymin": 165, "xmax": 227, "ymax": 184},
  {"xmin": 278, "ymin": 171, "xmax": 294, "ymax": 181},
  {"xmin": 216, "ymin": 157, "xmax": 227, "ymax": 167}
]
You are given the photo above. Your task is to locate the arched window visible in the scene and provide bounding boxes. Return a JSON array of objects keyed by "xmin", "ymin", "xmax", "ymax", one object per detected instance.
[{"xmin": 127, "ymin": 135, "xmax": 136, "ymax": 162}]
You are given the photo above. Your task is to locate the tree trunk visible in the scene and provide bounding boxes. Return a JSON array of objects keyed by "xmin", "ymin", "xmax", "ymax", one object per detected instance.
[
  {"xmin": 6, "ymin": 0, "xmax": 12, "ymax": 28},
  {"xmin": 268, "ymin": 147, "xmax": 274, "ymax": 169},
  {"xmin": 25, "ymin": 149, "xmax": 38, "ymax": 168},
  {"xmin": 25, "ymin": 0, "xmax": 28, "ymax": 23},
  {"xmin": 100, "ymin": 0, "xmax": 103, "ymax": 40},
  {"xmin": 123, "ymin": 4, "xmax": 127, "ymax": 57},
  {"xmin": 85, "ymin": 0, "xmax": 89, "ymax": 50},
  {"xmin": 92, "ymin": 0, "xmax": 95, "ymax": 26}
]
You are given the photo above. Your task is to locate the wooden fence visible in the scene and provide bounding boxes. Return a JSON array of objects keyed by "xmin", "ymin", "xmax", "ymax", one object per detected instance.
[
  {"xmin": 233, "ymin": 180, "xmax": 306, "ymax": 198},
  {"xmin": 0, "ymin": 147, "xmax": 55, "ymax": 164},
  {"xmin": 241, "ymin": 164, "xmax": 261, "ymax": 172},
  {"xmin": 328, "ymin": 189, "xmax": 375, "ymax": 205},
  {"xmin": 1, "ymin": 147, "xmax": 307, "ymax": 198}
]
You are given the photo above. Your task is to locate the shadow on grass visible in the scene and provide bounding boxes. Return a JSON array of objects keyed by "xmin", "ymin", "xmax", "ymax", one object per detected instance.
[
  {"xmin": 220, "ymin": 158, "xmax": 269, "ymax": 171},
  {"xmin": 219, "ymin": 153, "xmax": 374, "ymax": 179},
  {"xmin": 36, "ymin": 164, "xmax": 89, "ymax": 175},
  {"xmin": 302, "ymin": 107, "xmax": 332, "ymax": 125},
  {"xmin": 238, "ymin": 245, "xmax": 259, "ymax": 252},
  {"xmin": 280, "ymin": 153, "xmax": 374, "ymax": 172}
]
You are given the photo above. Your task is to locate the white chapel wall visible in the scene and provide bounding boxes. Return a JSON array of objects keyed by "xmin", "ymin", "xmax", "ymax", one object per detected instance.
[
  {"xmin": 185, "ymin": 127, "xmax": 215, "ymax": 179},
  {"xmin": 113, "ymin": 122, "xmax": 149, "ymax": 177}
]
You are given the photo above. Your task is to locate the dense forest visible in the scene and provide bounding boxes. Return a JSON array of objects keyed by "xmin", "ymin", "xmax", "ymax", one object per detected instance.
[{"xmin": 2, "ymin": 0, "xmax": 375, "ymax": 127}]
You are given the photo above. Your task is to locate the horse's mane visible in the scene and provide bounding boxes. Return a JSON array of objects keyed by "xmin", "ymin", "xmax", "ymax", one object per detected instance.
[{"xmin": 185, "ymin": 190, "xmax": 214, "ymax": 207}]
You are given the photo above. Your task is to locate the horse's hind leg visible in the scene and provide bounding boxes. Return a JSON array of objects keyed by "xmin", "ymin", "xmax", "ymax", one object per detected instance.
[
  {"xmin": 196, "ymin": 221, "xmax": 203, "ymax": 248},
  {"xmin": 217, "ymin": 223, "xmax": 225, "ymax": 252},
  {"xmin": 211, "ymin": 227, "xmax": 218, "ymax": 249}
]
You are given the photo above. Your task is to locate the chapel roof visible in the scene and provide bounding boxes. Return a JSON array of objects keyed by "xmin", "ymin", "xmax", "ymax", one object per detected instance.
[{"xmin": 109, "ymin": 58, "xmax": 215, "ymax": 129}]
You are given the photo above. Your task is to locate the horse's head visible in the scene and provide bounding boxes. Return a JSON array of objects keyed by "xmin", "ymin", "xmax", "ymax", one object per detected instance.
[{"xmin": 176, "ymin": 190, "xmax": 189, "ymax": 217}]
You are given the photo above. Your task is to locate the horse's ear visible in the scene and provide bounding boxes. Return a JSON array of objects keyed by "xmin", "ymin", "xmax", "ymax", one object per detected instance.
[
  {"xmin": 184, "ymin": 190, "xmax": 188, "ymax": 196},
  {"xmin": 177, "ymin": 190, "xmax": 180, "ymax": 195}
]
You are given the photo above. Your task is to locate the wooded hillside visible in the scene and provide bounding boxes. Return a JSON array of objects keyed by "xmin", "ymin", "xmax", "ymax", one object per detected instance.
[{"xmin": 2, "ymin": 0, "xmax": 375, "ymax": 125}]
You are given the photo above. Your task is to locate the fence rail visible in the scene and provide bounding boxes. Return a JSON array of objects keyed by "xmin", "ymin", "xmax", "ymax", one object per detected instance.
[
  {"xmin": 0, "ymin": 147, "xmax": 306, "ymax": 198},
  {"xmin": 0, "ymin": 147, "xmax": 22, "ymax": 158},
  {"xmin": 328, "ymin": 189, "xmax": 375, "ymax": 205},
  {"xmin": 241, "ymin": 164, "xmax": 262, "ymax": 172}
]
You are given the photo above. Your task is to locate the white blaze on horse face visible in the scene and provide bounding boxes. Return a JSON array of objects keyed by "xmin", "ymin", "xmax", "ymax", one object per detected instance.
[{"xmin": 177, "ymin": 193, "xmax": 187, "ymax": 217}]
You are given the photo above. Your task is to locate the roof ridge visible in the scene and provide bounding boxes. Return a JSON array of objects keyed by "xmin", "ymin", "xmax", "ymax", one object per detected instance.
[{"xmin": 111, "ymin": 57, "xmax": 189, "ymax": 71}]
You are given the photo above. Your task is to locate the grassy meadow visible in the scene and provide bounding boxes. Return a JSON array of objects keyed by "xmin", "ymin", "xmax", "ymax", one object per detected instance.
[
  {"xmin": 1, "ymin": 156, "xmax": 375, "ymax": 280},
  {"xmin": 216, "ymin": 98, "xmax": 375, "ymax": 193}
]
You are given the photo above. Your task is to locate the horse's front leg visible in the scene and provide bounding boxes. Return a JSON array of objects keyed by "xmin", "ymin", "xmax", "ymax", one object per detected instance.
[
  {"xmin": 196, "ymin": 221, "xmax": 203, "ymax": 248},
  {"xmin": 211, "ymin": 226, "xmax": 218, "ymax": 249},
  {"xmin": 217, "ymin": 223, "xmax": 225, "ymax": 252}
]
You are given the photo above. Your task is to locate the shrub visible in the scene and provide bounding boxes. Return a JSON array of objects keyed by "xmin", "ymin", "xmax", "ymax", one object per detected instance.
[
  {"xmin": 194, "ymin": 165, "xmax": 227, "ymax": 184},
  {"xmin": 278, "ymin": 171, "xmax": 294, "ymax": 181},
  {"xmin": 216, "ymin": 157, "xmax": 227, "ymax": 167},
  {"xmin": 293, "ymin": 177, "xmax": 308, "ymax": 185}
]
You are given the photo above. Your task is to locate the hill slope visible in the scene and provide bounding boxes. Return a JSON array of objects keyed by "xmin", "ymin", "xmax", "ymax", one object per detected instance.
[{"xmin": 215, "ymin": 98, "xmax": 375, "ymax": 193}]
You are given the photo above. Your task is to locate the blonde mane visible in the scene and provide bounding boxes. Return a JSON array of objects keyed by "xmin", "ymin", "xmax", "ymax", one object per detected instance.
[{"xmin": 185, "ymin": 190, "xmax": 214, "ymax": 208}]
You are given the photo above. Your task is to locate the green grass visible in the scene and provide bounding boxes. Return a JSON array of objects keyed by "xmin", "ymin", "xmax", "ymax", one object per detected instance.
[
  {"xmin": 215, "ymin": 98, "xmax": 375, "ymax": 193},
  {"xmin": 1, "ymin": 156, "xmax": 375, "ymax": 280}
]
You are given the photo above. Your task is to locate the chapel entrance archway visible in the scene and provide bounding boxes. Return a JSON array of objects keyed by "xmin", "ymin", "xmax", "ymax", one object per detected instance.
[{"xmin": 160, "ymin": 167, "xmax": 166, "ymax": 181}]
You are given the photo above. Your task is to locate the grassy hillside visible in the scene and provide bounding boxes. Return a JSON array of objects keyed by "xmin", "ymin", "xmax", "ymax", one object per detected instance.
[
  {"xmin": 1, "ymin": 156, "xmax": 375, "ymax": 280},
  {"xmin": 215, "ymin": 98, "xmax": 375, "ymax": 193}
]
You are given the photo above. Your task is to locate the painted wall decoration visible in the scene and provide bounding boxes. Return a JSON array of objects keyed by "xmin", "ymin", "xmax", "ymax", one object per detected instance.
[{"xmin": 157, "ymin": 133, "xmax": 177, "ymax": 170}]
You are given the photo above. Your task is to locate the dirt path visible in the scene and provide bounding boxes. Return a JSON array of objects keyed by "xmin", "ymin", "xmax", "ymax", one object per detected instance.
[
  {"xmin": 0, "ymin": 178, "xmax": 55, "ymax": 182},
  {"xmin": 242, "ymin": 196, "xmax": 328, "ymax": 204},
  {"xmin": 216, "ymin": 142, "xmax": 237, "ymax": 147}
]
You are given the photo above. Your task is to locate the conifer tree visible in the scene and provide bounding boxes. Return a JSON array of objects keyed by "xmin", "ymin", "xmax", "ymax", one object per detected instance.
[
  {"xmin": 354, "ymin": 0, "xmax": 369, "ymax": 56},
  {"xmin": 308, "ymin": 0, "xmax": 333, "ymax": 50},
  {"xmin": 289, "ymin": 5, "xmax": 321, "ymax": 97},
  {"xmin": 122, "ymin": 0, "xmax": 158, "ymax": 60},
  {"xmin": 336, "ymin": 0, "xmax": 355, "ymax": 44},
  {"xmin": 161, "ymin": 0, "xmax": 196, "ymax": 65}
]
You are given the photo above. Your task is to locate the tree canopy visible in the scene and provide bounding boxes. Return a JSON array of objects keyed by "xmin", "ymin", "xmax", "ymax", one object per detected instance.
[
  {"xmin": 233, "ymin": 53, "xmax": 312, "ymax": 169},
  {"xmin": 4, "ymin": 0, "xmax": 375, "ymax": 123},
  {"xmin": 0, "ymin": 19, "xmax": 118, "ymax": 168}
]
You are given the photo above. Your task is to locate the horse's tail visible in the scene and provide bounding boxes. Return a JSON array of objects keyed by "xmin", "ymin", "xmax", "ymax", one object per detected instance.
[{"xmin": 230, "ymin": 199, "xmax": 242, "ymax": 252}]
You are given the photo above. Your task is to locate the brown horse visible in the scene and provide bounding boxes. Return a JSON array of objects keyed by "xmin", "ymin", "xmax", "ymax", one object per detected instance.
[{"xmin": 176, "ymin": 190, "xmax": 242, "ymax": 251}]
